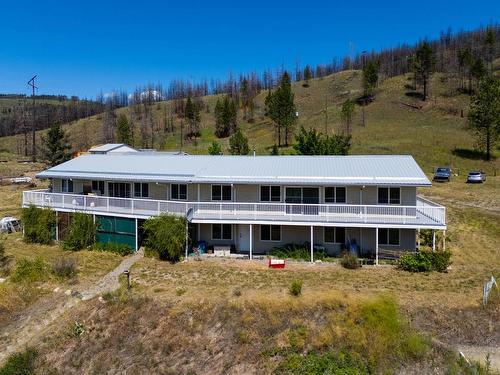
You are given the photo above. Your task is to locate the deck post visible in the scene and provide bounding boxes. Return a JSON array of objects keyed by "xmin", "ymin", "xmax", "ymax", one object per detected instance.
[
  {"xmin": 185, "ymin": 219, "xmax": 189, "ymax": 260},
  {"xmin": 249, "ymin": 224, "xmax": 253, "ymax": 260},
  {"xmin": 310, "ymin": 226, "xmax": 314, "ymax": 263},
  {"xmin": 197, "ymin": 184, "xmax": 200, "ymax": 202},
  {"xmin": 55, "ymin": 211, "xmax": 59, "ymax": 242},
  {"xmin": 432, "ymin": 230, "xmax": 436, "ymax": 252},
  {"xmin": 417, "ymin": 228, "xmax": 420, "ymax": 250},
  {"xmin": 135, "ymin": 218, "xmax": 138, "ymax": 252},
  {"xmin": 375, "ymin": 228, "xmax": 379, "ymax": 266},
  {"xmin": 442, "ymin": 230, "xmax": 446, "ymax": 251}
]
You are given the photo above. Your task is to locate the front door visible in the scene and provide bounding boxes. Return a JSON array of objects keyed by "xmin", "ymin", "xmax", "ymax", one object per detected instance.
[{"xmin": 238, "ymin": 225, "xmax": 250, "ymax": 252}]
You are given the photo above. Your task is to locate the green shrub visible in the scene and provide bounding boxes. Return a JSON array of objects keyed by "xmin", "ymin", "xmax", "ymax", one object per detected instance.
[
  {"xmin": 270, "ymin": 243, "xmax": 328, "ymax": 262},
  {"xmin": 275, "ymin": 350, "xmax": 367, "ymax": 374},
  {"xmin": 10, "ymin": 258, "xmax": 47, "ymax": 283},
  {"xmin": 92, "ymin": 242, "xmax": 133, "ymax": 256},
  {"xmin": 21, "ymin": 205, "xmax": 56, "ymax": 245},
  {"xmin": 52, "ymin": 256, "xmax": 77, "ymax": 278},
  {"xmin": 340, "ymin": 252, "xmax": 361, "ymax": 269},
  {"xmin": 289, "ymin": 280, "xmax": 303, "ymax": 296},
  {"xmin": 63, "ymin": 213, "xmax": 96, "ymax": 251},
  {"xmin": 0, "ymin": 236, "xmax": 9, "ymax": 271},
  {"xmin": 398, "ymin": 251, "xmax": 451, "ymax": 273},
  {"xmin": 0, "ymin": 347, "xmax": 37, "ymax": 375},
  {"xmin": 143, "ymin": 214, "xmax": 186, "ymax": 262}
]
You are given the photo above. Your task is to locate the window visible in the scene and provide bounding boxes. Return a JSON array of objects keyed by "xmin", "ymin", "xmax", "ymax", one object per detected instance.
[
  {"xmin": 378, "ymin": 228, "xmax": 400, "ymax": 246},
  {"xmin": 108, "ymin": 182, "xmax": 131, "ymax": 198},
  {"xmin": 212, "ymin": 185, "xmax": 232, "ymax": 201},
  {"xmin": 91, "ymin": 180, "xmax": 105, "ymax": 195},
  {"xmin": 260, "ymin": 186, "xmax": 281, "ymax": 202},
  {"xmin": 324, "ymin": 227, "xmax": 346, "ymax": 244},
  {"xmin": 62, "ymin": 179, "xmax": 73, "ymax": 193},
  {"xmin": 212, "ymin": 224, "xmax": 232, "ymax": 240},
  {"xmin": 325, "ymin": 187, "xmax": 346, "ymax": 203},
  {"xmin": 378, "ymin": 187, "xmax": 400, "ymax": 204},
  {"xmin": 285, "ymin": 187, "xmax": 319, "ymax": 204},
  {"xmin": 134, "ymin": 183, "xmax": 149, "ymax": 198},
  {"xmin": 171, "ymin": 184, "xmax": 187, "ymax": 200},
  {"xmin": 260, "ymin": 225, "xmax": 281, "ymax": 241}
]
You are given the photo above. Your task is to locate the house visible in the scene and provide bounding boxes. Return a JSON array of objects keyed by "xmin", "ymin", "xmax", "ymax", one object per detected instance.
[
  {"xmin": 88, "ymin": 143, "xmax": 138, "ymax": 154},
  {"xmin": 22, "ymin": 148, "xmax": 446, "ymax": 263}
]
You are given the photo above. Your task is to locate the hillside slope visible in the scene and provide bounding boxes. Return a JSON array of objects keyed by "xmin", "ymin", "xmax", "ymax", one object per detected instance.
[{"xmin": 0, "ymin": 69, "xmax": 498, "ymax": 176}]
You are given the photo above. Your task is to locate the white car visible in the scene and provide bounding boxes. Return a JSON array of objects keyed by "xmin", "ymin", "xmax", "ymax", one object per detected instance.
[
  {"xmin": 0, "ymin": 217, "xmax": 22, "ymax": 233},
  {"xmin": 466, "ymin": 171, "xmax": 486, "ymax": 183}
]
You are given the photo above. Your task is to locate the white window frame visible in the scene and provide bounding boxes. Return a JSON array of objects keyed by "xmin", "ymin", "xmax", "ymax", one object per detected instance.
[
  {"xmin": 211, "ymin": 184, "xmax": 232, "ymax": 201},
  {"xmin": 377, "ymin": 228, "xmax": 400, "ymax": 246},
  {"xmin": 260, "ymin": 225, "xmax": 282, "ymax": 242},
  {"xmin": 62, "ymin": 179, "xmax": 73, "ymax": 193},
  {"xmin": 134, "ymin": 182, "xmax": 149, "ymax": 198},
  {"xmin": 284, "ymin": 186, "xmax": 320, "ymax": 204},
  {"xmin": 377, "ymin": 187, "xmax": 401, "ymax": 205},
  {"xmin": 171, "ymin": 184, "xmax": 188, "ymax": 200},
  {"xmin": 324, "ymin": 186, "xmax": 347, "ymax": 204},
  {"xmin": 323, "ymin": 227, "xmax": 346, "ymax": 244},
  {"xmin": 259, "ymin": 185, "xmax": 281, "ymax": 202},
  {"xmin": 211, "ymin": 223, "xmax": 233, "ymax": 240}
]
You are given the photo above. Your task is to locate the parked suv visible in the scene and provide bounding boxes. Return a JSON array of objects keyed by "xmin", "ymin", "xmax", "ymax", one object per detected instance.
[{"xmin": 433, "ymin": 167, "xmax": 451, "ymax": 182}]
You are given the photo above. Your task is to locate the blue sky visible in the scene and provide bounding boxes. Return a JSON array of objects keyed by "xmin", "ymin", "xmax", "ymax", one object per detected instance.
[{"xmin": 0, "ymin": 0, "xmax": 498, "ymax": 98}]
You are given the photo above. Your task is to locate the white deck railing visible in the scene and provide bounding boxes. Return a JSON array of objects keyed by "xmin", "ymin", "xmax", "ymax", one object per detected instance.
[{"xmin": 22, "ymin": 190, "xmax": 446, "ymax": 227}]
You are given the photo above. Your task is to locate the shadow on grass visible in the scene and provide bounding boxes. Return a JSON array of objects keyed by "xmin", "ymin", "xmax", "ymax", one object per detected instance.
[
  {"xmin": 404, "ymin": 91, "xmax": 425, "ymax": 100},
  {"xmin": 452, "ymin": 148, "xmax": 492, "ymax": 161}
]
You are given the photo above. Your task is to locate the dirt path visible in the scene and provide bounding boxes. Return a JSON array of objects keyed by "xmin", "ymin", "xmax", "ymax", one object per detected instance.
[{"xmin": 0, "ymin": 249, "xmax": 143, "ymax": 364}]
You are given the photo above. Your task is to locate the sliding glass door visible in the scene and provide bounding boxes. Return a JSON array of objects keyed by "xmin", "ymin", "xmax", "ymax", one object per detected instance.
[{"xmin": 285, "ymin": 187, "xmax": 319, "ymax": 214}]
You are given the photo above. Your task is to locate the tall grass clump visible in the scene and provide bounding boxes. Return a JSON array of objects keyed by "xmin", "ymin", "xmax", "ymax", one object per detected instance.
[
  {"xmin": 10, "ymin": 258, "xmax": 47, "ymax": 283},
  {"xmin": 52, "ymin": 256, "xmax": 77, "ymax": 278},
  {"xmin": 270, "ymin": 243, "xmax": 328, "ymax": 262},
  {"xmin": 22, "ymin": 205, "xmax": 56, "ymax": 245},
  {"xmin": 63, "ymin": 212, "xmax": 96, "ymax": 251},
  {"xmin": 289, "ymin": 280, "xmax": 303, "ymax": 296},
  {"xmin": 143, "ymin": 214, "xmax": 186, "ymax": 262},
  {"xmin": 340, "ymin": 252, "xmax": 361, "ymax": 269},
  {"xmin": 0, "ymin": 347, "xmax": 37, "ymax": 375},
  {"xmin": 92, "ymin": 242, "xmax": 133, "ymax": 256}
]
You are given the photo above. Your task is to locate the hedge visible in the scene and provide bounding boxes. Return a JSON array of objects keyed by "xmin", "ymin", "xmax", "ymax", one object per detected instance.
[
  {"xmin": 21, "ymin": 205, "xmax": 56, "ymax": 245},
  {"xmin": 398, "ymin": 251, "xmax": 451, "ymax": 273}
]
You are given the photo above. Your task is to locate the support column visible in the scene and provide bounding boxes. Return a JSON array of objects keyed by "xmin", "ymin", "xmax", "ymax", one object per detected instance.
[
  {"xmin": 417, "ymin": 228, "xmax": 420, "ymax": 250},
  {"xmin": 185, "ymin": 220, "xmax": 189, "ymax": 260},
  {"xmin": 310, "ymin": 226, "xmax": 314, "ymax": 263},
  {"xmin": 432, "ymin": 230, "xmax": 436, "ymax": 252},
  {"xmin": 249, "ymin": 224, "xmax": 253, "ymax": 260},
  {"xmin": 55, "ymin": 211, "xmax": 59, "ymax": 242},
  {"xmin": 442, "ymin": 230, "xmax": 446, "ymax": 251},
  {"xmin": 375, "ymin": 228, "xmax": 379, "ymax": 266},
  {"xmin": 197, "ymin": 184, "xmax": 200, "ymax": 202},
  {"xmin": 135, "ymin": 218, "xmax": 138, "ymax": 252}
]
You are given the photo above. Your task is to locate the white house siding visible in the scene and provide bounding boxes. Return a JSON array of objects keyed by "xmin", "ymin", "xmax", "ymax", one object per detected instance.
[
  {"xmin": 197, "ymin": 224, "xmax": 416, "ymax": 255},
  {"xmin": 149, "ymin": 183, "xmax": 167, "ymax": 200}
]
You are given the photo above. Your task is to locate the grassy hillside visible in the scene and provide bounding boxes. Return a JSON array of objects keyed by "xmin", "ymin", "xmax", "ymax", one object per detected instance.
[{"xmin": 0, "ymin": 69, "xmax": 498, "ymax": 176}]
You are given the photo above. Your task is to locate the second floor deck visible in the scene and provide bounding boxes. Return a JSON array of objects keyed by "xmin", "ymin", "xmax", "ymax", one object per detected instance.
[{"xmin": 22, "ymin": 189, "xmax": 446, "ymax": 229}]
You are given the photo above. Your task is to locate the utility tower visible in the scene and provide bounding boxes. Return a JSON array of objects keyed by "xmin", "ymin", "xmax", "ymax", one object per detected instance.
[{"xmin": 27, "ymin": 75, "xmax": 37, "ymax": 162}]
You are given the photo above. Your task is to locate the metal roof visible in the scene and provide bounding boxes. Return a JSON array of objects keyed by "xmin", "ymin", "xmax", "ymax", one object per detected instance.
[
  {"xmin": 36, "ymin": 154, "xmax": 431, "ymax": 186},
  {"xmin": 88, "ymin": 144, "xmax": 137, "ymax": 153}
]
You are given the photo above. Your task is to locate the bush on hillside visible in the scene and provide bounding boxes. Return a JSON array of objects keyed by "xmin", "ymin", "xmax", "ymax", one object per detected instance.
[
  {"xmin": 340, "ymin": 252, "xmax": 361, "ymax": 269},
  {"xmin": 22, "ymin": 205, "xmax": 56, "ymax": 245},
  {"xmin": 63, "ymin": 213, "xmax": 96, "ymax": 251},
  {"xmin": 270, "ymin": 243, "xmax": 328, "ymax": 262},
  {"xmin": 0, "ymin": 347, "xmax": 37, "ymax": 375},
  {"xmin": 143, "ymin": 214, "xmax": 186, "ymax": 262},
  {"xmin": 398, "ymin": 251, "xmax": 451, "ymax": 273},
  {"xmin": 289, "ymin": 280, "xmax": 303, "ymax": 296},
  {"xmin": 92, "ymin": 242, "xmax": 134, "ymax": 256},
  {"xmin": 52, "ymin": 256, "xmax": 77, "ymax": 278},
  {"xmin": 10, "ymin": 257, "xmax": 47, "ymax": 283}
]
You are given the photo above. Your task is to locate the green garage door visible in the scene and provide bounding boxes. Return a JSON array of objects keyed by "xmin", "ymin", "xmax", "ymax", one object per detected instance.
[{"xmin": 96, "ymin": 216, "xmax": 136, "ymax": 249}]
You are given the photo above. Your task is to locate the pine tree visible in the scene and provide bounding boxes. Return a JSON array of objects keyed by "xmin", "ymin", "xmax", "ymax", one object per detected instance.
[
  {"xmin": 41, "ymin": 122, "xmax": 71, "ymax": 167},
  {"xmin": 185, "ymin": 94, "xmax": 200, "ymax": 138},
  {"xmin": 294, "ymin": 126, "xmax": 351, "ymax": 155},
  {"xmin": 208, "ymin": 141, "xmax": 222, "ymax": 155},
  {"xmin": 468, "ymin": 76, "xmax": 500, "ymax": 161},
  {"xmin": 229, "ymin": 128, "xmax": 249, "ymax": 155},
  {"xmin": 362, "ymin": 61, "xmax": 379, "ymax": 98},
  {"xmin": 214, "ymin": 95, "xmax": 237, "ymax": 138},
  {"xmin": 413, "ymin": 42, "xmax": 435, "ymax": 101},
  {"xmin": 116, "ymin": 113, "xmax": 132, "ymax": 144},
  {"xmin": 303, "ymin": 65, "xmax": 313, "ymax": 87},
  {"xmin": 485, "ymin": 28, "xmax": 496, "ymax": 74},
  {"xmin": 266, "ymin": 71, "xmax": 297, "ymax": 146},
  {"xmin": 340, "ymin": 99, "xmax": 356, "ymax": 135}
]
